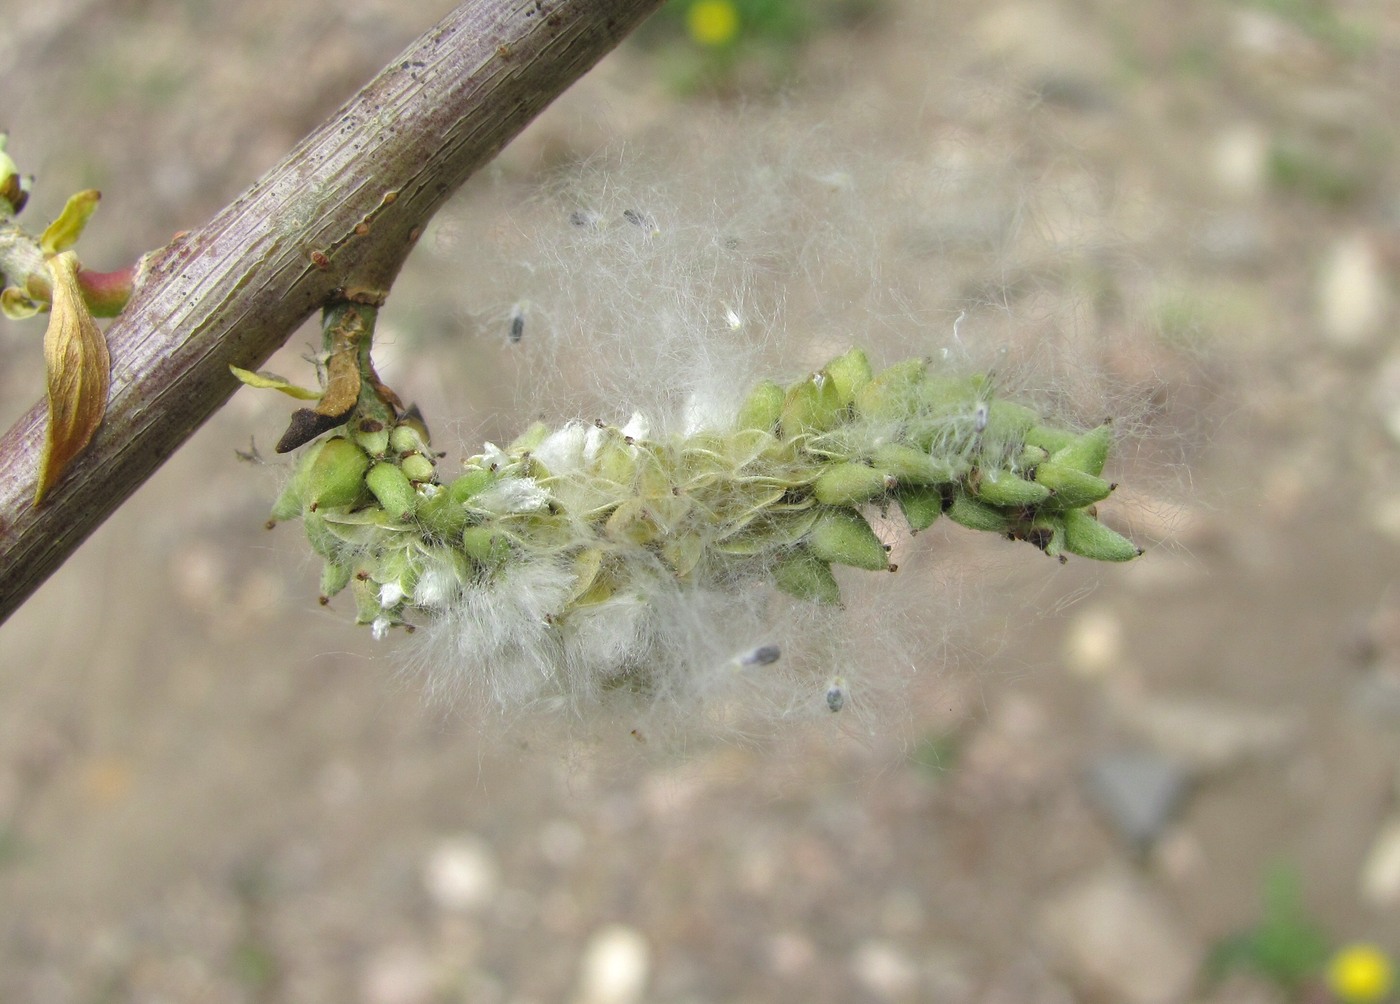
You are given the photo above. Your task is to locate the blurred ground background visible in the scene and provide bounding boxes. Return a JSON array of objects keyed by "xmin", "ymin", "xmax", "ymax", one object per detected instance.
[{"xmin": 2, "ymin": 0, "xmax": 1400, "ymax": 1001}]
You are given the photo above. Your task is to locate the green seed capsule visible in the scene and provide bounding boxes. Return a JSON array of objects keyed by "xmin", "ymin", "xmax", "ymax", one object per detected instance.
[
  {"xmin": 447, "ymin": 468, "xmax": 495, "ymax": 504},
  {"xmin": 366, "ymin": 461, "xmax": 417, "ymax": 521},
  {"xmin": 823, "ymin": 346, "xmax": 873, "ymax": 406},
  {"xmin": 915, "ymin": 373, "xmax": 984, "ymax": 417},
  {"xmin": 973, "ymin": 468, "xmax": 1053, "ymax": 507},
  {"xmin": 813, "ymin": 462, "xmax": 895, "ymax": 506},
  {"xmin": 351, "ymin": 576, "xmax": 383, "ymax": 626},
  {"xmin": 462, "ymin": 525, "xmax": 512, "ymax": 564},
  {"xmin": 270, "ymin": 439, "xmax": 325, "ymax": 522},
  {"xmin": 946, "ymin": 492, "xmax": 1013, "ymax": 534},
  {"xmin": 870, "ymin": 444, "xmax": 961, "ymax": 485},
  {"xmin": 1062, "ymin": 508, "xmax": 1141, "ymax": 562},
  {"xmin": 781, "ymin": 373, "xmax": 843, "ymax": 438},
  {"xmin": 895, "ymin": 485, "xmax": 943, "ymax": 532},
  {"xmin": 737, "ymin": 379, "xmax": 785, "ymax": 433},
  {"xmin": 805, "ymin": 508, "xmax": 889, "ymax": 571},
  {"xmin": 1023, "ymin": 424, "xmax": 1078, "ymax": 454},
  {"xmin": 1019, "ymin": 513, "xmax": 1066, "ymax": 558},
  {"xmin": 400, "ymin": 453, "xmax": 436, "ymax": 483},
  {"xmin": 772, "ymin": 548, "xmax": 842, "ymax": 605},
  {"xmin": 389, "ymin": 422, "xmax": 429, "ymax": 456},
  {"xmin": 1015, "ymin": 444, "xmax": 1050, "ymax": 470},
  {"xmin": 352, "ymin": 423, "xmax": 391, "ymax": 457},
  {"xmin": 306, "ymin": 436, "xmax": 370, "ymax": 511},
  {"xmin": 978, "ymin": 400, "xmax": 1038, "ymax": 460},
  {"xmin": 1050, "ymin": 422, "xmax": 1113, "ymax": 477},
  {"xmin": 1033, "ymin": 461, "xmax": 1114, "ymax": 509},
  {"xmin": 416, "ymin": 488, "xmax": 467, "ymax": 541},
  {"xmin": 320, "ymin": 559, "xmax": 354, "ymax": 599},
  {"xmin": 853, "ymin": 357, "xmax": 927, "ymax": 421},
  {"xmin": 303, "ymin": 511, "xmax": 345, "ymax": 561},
  {"xmin": 508, "ymin": 421, "xmax": 549, "ymax": 453}
]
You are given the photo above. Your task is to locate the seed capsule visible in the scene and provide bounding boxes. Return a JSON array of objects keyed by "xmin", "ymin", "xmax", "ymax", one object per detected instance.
[
  {"xmin": 352, "ymin": 420, "xmax": 391, "ymax": 457},
  {"xmin": 737, "ymin": 379, "xmax": 785, "ymax": 433},
  {"xmin": 320, "ymin": 559, "xmax": 354, "ymax": 600},
  {"xmin": 462, "ymin": 525, "xmax": 512, "ymax": 565},
  {"xmin": 399, "ymin": 453, "xmax": 436, "ymax": 483},
  {"xmin": 1050, "ymin": 422, "xmax": 1113, "ymax": 477},
  {"xmin": 780, "ymin": 373, "xmax": 843, "ymax": 438},
  {"xmin": 270, "ymin": 439, "xmax": 325, "ymax": 522},
  {"xmin": 945, "ymin": 492, "xmax": 1013, "ymax": 534},
  {"xmin": 822, "ymin": 346, "xmax": 873, "ymax": 406},
  {"xmin": 366, "ymin": 461, "xmax": 417, "ymax": 521},
  {"xmin": 772, "ymin": 548, "xmax": 842, "ymax": 605},
  {"xmin": 1062, "ymin": 508, "xmax": 1142, "ymax": 562},
  {"xmin": 853, "ymin": 357, "xmax": 927, "ymax": 421},
  {"xmin": 870, "ymin": 443, "xmax": 960, "ymax": 485},
  {"xmin": 447, "ymin": 469, "xmax": 495, "ymax": 504},
  {"xmin": 895, "ymin": 485, "xmax": 943, "ymax": 531},
  {"xmin": 806, "ymin": 508, "xmax": 889, "ymax": 571},
  {"xmin": 813, "ymin": 462, "xmax": 894, "ymax": 506},
  {"xmin": 1023, "ymin": 424, "xmax": 1078, "ymax": 454},
  {"xmin": 972, "ymin": 468, "xmax": 1052, "ymax": 507},
  {"xmin": 1032, "ymin": 461, "xmax": 1114, "ymax": 509},
  {"xmin": 305, "ymin": 436, "xmax": 370, "ymax": 511},
  {"xmin": 389, "ymin": 422, "xmax": 429, "ymax": 456}
]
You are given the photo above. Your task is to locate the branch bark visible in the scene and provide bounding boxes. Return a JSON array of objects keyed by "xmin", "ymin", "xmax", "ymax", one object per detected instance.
[{"xmin": 0, "ymin": 0, "xmax": 664, "ymax": 624}]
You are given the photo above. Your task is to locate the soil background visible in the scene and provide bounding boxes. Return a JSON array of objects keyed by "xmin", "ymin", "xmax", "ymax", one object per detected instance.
[{"xmin": 3, "ymin": 1, "xmax": 1400, "ymax": 1002}]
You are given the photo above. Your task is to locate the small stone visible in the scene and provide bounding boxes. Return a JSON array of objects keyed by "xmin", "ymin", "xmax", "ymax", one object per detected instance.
[
  {"xmin": 361, "ymin": 944, "xmax": 436, "ymax": 1004},
  {"xmin": 1318, "ymin": 233, "xmax": 1386, "ymax": 349},
  {"xmin": 1063, "ymin": 606, "xmax": 1126, "ymax": 678},
  {"xmin": 1360, "ymin": 816, "xmax": 1400, "ymax": 907},
  {"xmin": 574, "ymin": 924, "xmax": 649, "ymax": 1004},
  {"xmin": 1036, "ymin": 868, "xmax": 1199, "ymax": 1004},
  {"xmin": 1084, "ymin": 750, "xmax": 1189, "ymax": 846},
  {"xmin": 1212, "ymin": 124, "xmax": 1269, "ymax": 198},
  {"xmin": 423, "ymin": 834, "xmax": 500, "ymax": 913},
  {"xmin": 850, "ymin": 940, "xmax": 919, "ymax": 1000}
]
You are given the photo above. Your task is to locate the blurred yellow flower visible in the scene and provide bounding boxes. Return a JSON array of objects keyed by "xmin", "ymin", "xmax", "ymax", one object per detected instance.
[
  {"xmin": 1329, "ymin": 944, "xmax": 1394, "ymax": 1003},
  {"xmin": 686, "ymin": 0, "xmax": 740, "ymax": 46}
]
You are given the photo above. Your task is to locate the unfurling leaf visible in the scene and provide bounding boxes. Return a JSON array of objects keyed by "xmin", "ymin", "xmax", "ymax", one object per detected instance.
[
  {"xmin": 39, "ymin": 189, "xmax": 101, "ymax": 255},
  {"xmin": 35, "ymin": 251, "xmax": 110, "ymax": 505},
  {"xmin": 229, "ymin": 365, "xmax": 321, "ymax": 400}
]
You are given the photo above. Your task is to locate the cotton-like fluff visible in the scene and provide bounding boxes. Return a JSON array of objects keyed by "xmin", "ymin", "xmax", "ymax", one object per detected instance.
[{"xmin": 265, "ymin": 121, "xmax": 1146, "ymax": 739}]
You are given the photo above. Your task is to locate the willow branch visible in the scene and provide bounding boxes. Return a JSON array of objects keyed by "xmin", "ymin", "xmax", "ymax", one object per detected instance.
[{"xmin": 0, "ymin": 0, "xmax": 664, "ymax": 624}]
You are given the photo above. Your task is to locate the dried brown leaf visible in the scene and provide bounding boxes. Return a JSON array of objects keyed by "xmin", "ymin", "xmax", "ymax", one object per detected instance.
[{"xmin": 36, "ymin": 251, "xmax": 111, "ymax": 505}]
